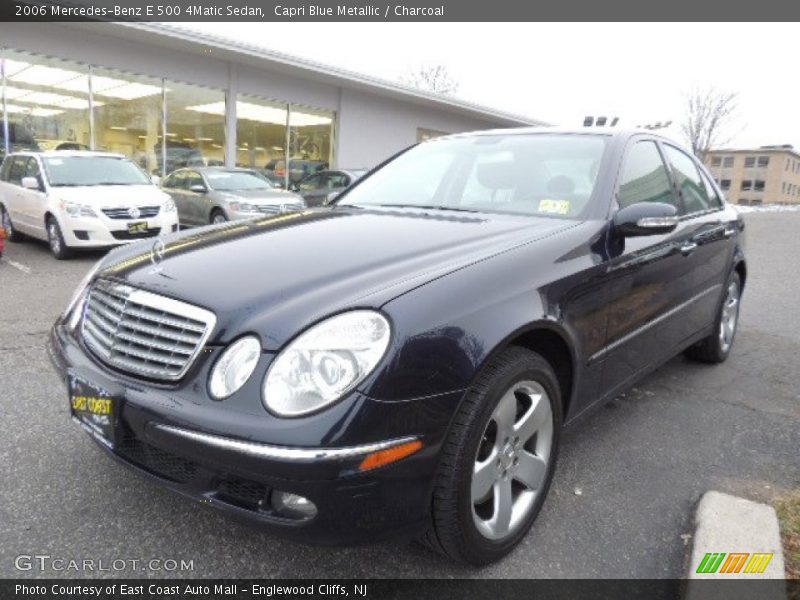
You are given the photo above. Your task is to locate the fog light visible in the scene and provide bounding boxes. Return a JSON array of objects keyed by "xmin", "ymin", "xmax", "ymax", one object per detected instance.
[{"xmin": 270, "ymin": 491, "xmax": 317, "ymax": 520}]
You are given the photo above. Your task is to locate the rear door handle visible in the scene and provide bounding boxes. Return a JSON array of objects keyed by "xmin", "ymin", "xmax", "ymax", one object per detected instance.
[{"xmin": 680, "ymin": 241, "xmax": 698, "ymax": 255}]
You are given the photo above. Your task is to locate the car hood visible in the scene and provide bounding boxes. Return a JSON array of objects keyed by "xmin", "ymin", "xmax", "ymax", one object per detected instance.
[
  {"xmin": 52, "ymin": 184, "xmax": 170, "ymax": 208},
  {"xmin": 215, "ymin": 189, "xmax": 303, "ymax": 205},
  {"xmin": 95, "ymin": 207, "xmax": 575, "ymax": 349}
]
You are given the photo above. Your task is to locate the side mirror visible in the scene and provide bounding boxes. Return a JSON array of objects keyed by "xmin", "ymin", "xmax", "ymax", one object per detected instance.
[
  {"xmin": 21, "ymin": 176, "xmax": 41, "ymax": 191},
  {"xmin": 189, "ymin": 184, "xmax": 207, "ymax": 193},
  {"xmin": 614, "ymin": 202, "xmax": 679, "ymax": 237}
]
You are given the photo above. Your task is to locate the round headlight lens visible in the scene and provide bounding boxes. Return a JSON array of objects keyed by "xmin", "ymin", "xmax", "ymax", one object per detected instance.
[
  {"xmin": 263, "ymin": 310, "xmax": 391, "ymax": 417},
  {"xmin": 209, "ymin": 336, "xmax": 262, "ymax": 399}
]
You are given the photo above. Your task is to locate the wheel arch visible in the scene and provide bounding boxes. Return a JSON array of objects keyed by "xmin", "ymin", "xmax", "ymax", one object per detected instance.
[
  {"xmin": 44, "ymin": 210, "xmax": 59, "ymax": 228},
  {"xmin": 477, "ymin": 321, "xmax": 577, "ymax": 421}
]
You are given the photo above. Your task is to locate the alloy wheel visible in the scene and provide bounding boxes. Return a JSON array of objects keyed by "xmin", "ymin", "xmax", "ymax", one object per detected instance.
[
  {"xmin": 719, "ymin": 280, "xmax": 740, "ymax": 353},
  {"xmin": 48, "ymin": 221, "xmax": 61, "ymax": 254},
  {"xmin": 212, "ymin": 213, "xmax": 227, "ymax": 224},
  {"xmin": 471, "ymin": 380, "xmax": 553, "ymax": 540}
]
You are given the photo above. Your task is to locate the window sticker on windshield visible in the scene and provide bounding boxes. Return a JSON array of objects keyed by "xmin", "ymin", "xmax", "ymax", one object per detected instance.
[
  {"xmin": 538, "ymin": 199, "xmax": 571, "ymax": 215},
  {"xmin": 48, "ymin": 159, "xmax": 64, "ymax": 166}
]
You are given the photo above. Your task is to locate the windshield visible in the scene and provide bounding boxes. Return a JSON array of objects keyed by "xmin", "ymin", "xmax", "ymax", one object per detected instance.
[
  {"xmin": 341, "ymin": 134, "xmax": 608, "ymax": 219},
  {"xmin": 43, "ymin": 156, "xmax": 152, "ymax": 187},
  {"xmin": 205, "ymin": 170, "xmax": 275, "ymax": 191}
]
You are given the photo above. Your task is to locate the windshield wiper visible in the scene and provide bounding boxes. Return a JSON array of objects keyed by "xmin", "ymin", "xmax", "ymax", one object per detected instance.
[{"xmin": 371, "ymin": 203, "xmax": 480, "ymax": 214}]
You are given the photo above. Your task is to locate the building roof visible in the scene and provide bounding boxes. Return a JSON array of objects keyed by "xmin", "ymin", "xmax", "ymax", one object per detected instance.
[
  {"xmin": 91, "ymin": 22, "xmax": 544, "ymax": 129},
  {"xmin": 708, "ymin": 146, "xmax": 800, "ymax": 159}
]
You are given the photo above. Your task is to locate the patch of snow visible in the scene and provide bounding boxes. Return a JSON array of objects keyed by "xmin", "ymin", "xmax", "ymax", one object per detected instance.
[{"xmin": 734, "ymin": 203, "xmax": 800, "ymax": 213}]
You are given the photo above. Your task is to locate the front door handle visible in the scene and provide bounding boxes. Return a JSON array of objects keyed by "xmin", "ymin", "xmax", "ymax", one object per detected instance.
[
  {"xmin": 680, "ymin": 241, "xmax": 698, "ymax": 255},
  {"xmin": 723, "ymin": 226, "xmax": 736, "ymax": 238}
]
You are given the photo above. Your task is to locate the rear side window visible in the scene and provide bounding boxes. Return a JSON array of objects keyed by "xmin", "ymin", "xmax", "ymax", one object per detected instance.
[
  {"xmin": 663, "ymin": 145, "xmax": 715, "ymax": 214},
  {"xmin": 299, "ymin": 174, "xmax": 324, "ymax": 191},
  {"xmin": 0, "ymin": 157, "xmax": 10, "ymax": 181},
  {"xmin": 698, "ymin": 168, "xmax": 724, "ymax": 208},
  {"xmin": 8, "ymin": 156, "xmax": 29, "ymax": 186},
  {"xmin": 185, "ymin": 171, "xmax": 204, "ymax": 190},
  {"xmin": 617, "ymin": 141, "xmax": 678, "ymax": 210},
  {"xmin": 24, "ymin": 158, "xmax": 41, "ymax": 180},
  {"xmin": 162, "ymin": 172, "xmax": 178, "ymax": 188},
  {"xmin": 327, "ymin": 173, "xmax": 349, "ymax": 188}
]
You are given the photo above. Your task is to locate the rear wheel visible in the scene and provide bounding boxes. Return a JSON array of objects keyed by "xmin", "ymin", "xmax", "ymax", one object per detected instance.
[
  {"xmin": 685, "ymin": 271, "xmax": 742, "ymax": 363},
  {"xmin": 1, "ymin": 205, "xmax": 24, "ymax": 242},
  {"xmin": 46, "ymin": 216, "xmax": 73, "ymax": 260},
  {"xmin": 421, "ymin": 346, "xmax": 561, "ymax": 565},
  {"xmin": 210, "ymin": 209, "xmax": 227, "ymax": 225}
]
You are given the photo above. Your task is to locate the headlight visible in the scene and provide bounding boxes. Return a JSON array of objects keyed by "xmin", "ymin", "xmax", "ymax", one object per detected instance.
[
  {"xmin": 229, "ymin": 202, "xmax": 259, "ymax": 213},
  {"xmin": 263, "ymin": 311, "xmax": 391, "ymax": 417},
  {"xmin": 63, "ymin": 259, "xmax": 103, "ymax": 324},
  {"xmin": 209, "ymin": 336, "xmax": 262, "ymax": 399},
  {"xmin": 62, "ymin": 201, "xmax": 97, "ymax": 218},
  {"xmin": 163, "ymin": 198, "xmax": 176, "ymax": 212}
]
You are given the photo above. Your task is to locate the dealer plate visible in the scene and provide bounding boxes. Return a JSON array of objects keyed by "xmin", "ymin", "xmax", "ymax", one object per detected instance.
[
  {"xmin": 68, "ymin": 373, "xmax": 118, "ymax": 449},
  {"xmin": 127, "ymin": 221, "xmax": 148, "ymax": 234}
]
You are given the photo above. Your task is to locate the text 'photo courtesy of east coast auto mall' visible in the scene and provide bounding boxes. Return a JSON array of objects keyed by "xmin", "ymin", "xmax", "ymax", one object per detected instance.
[{"xmin": 0, "ymin": 1, "xmax": 798, "ymax": 599}]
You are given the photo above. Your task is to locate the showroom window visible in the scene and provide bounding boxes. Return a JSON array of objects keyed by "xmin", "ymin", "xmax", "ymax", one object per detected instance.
[
  {"xmin": 287, "ymin": 104, "xmax": 335, "ymax": 185},
  {"xmin": 164, "ymin": 79, "xmax": 226, "ymax": 175},
  {"xmin": 1, "ymin": 50, "xmax": 91, "ymax": 158},
  {"xmin": 2, "ymin": 49, "xmax": 337, "ymax": 178},
  {"xmin": 92, "ymin": 66, "xmax": 164, "ymax": 175},
  {"xmin": 235, "ymin": 94, "xmax": 288, "ymax": 175}
]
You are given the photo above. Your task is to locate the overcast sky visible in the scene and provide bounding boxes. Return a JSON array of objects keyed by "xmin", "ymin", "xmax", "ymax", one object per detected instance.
[{"xmin": 183, "ymin": 22, "xmax": 800, "ymax": 150}]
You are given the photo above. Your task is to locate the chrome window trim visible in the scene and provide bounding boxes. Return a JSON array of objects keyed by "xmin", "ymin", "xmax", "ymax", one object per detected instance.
[{"xmin": 155, "ymin": 423, "xmax": 418, "ymax": 463}]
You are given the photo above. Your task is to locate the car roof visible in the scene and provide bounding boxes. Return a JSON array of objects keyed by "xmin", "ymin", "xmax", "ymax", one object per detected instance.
[
  {"xmin": 434, "ymin": 126, "xmax": 677, "ymax": 145},
  {"xmin": 6, "ymin": 150, "xmax": 127, "ymax": 159},
  {"xmin": 186, "ymin": 166, "xmax": 256, "ymax": 173}
]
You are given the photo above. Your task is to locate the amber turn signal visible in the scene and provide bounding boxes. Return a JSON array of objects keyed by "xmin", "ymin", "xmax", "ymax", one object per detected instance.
[{"xmin": 359, "ymin": 439, "xmax": 423, "ymax": 472}]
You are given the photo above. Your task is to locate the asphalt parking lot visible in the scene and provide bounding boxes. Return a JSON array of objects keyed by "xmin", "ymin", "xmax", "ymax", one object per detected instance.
[{"xmin": 0, "ymin": 212, "xmax": 798, "ymax": 579}]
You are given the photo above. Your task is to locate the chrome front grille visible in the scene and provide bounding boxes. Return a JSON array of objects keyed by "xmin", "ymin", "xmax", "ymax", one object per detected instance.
[
  {"xmin": 256, "ymin": 202, "xmax": 304, "ymax": 214},
  {"xmin": 102, "ymin": 206, "xmax": 161, "ymax": 219},
  {"xmin": 81, "ymin": 279, "xmax": 216, "ymax": 381}
]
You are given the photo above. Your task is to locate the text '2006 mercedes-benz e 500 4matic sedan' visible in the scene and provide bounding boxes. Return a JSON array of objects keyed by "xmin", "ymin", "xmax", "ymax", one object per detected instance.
[{"xmin": 48, "ymin": 129, "xmax": 746, "ymax": 565}]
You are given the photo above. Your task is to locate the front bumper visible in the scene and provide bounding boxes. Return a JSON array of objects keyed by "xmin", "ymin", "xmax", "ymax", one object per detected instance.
[
  {"xmin": 48, "ymin": 321, "xmax": 463, "ymax": 545},
  {"xmin": 60, "ymin": 211, "xmax": 180, "ymax": 248}
]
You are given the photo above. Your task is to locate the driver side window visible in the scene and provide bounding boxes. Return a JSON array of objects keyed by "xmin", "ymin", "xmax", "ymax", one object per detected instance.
[{"xmin": 618, "ymin": 141, "xmax": 679, "ymax": 211}]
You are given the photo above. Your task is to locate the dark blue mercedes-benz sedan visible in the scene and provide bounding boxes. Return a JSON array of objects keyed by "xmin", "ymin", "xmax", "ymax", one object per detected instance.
[{"xmin": 48, "ymin": 128, "xmax": 746, "ymax": 564}]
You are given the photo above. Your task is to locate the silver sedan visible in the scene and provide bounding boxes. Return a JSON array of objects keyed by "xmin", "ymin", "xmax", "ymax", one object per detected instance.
[{"xmin": 162, "ymin": 167, "xmax": 306, "ymax": 226}]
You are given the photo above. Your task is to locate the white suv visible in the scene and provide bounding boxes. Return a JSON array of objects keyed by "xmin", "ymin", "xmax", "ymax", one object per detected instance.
[{"xmin": 0, "ymin": 151, "xmax": 179, "ymax": 259}]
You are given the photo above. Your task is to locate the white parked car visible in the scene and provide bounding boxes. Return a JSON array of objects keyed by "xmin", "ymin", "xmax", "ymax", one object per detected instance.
[{"xmin": 0, "ymin": 151, "xmax": 179, "ymax": 259}]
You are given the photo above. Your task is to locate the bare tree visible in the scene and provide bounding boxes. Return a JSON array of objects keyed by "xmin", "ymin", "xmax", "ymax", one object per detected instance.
[
  {"xmin": 401, "ymin": 65, "xmax": 459, "ymax": 95},
  {"xmin": 681, "ymin": 87, "xmax": 738, "ymax": 160}
]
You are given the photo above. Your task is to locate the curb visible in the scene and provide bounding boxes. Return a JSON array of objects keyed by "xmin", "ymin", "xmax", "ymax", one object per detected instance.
[{"xmin": 685, "ymin": 491, "xmax": 787, "ymax": 599}]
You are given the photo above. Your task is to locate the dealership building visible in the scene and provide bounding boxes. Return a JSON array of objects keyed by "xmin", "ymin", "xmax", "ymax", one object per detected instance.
[{"xmin": 0, "ymin": 22, "xmax": 539, "ymax": 181}]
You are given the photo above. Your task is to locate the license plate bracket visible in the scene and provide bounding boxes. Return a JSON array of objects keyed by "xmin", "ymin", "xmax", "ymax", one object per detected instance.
[
  {"xmin": 127, "ymin": 221, "xmax": 148, "ymax": 234},
  {"xmin": 69, "ymin": 373, "xmax": 119, "ymax": 449}
]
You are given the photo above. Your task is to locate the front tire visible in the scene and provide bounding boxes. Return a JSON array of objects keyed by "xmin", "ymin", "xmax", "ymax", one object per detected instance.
[
  {"xmin": 46, "ymin": 217, "xmax": 73, "ymax": 260},
  {"xmin": 422, "ymin": 346, "xmax": 562, "ymax": 565},
  {"xmin": 685, "ymin": 271, "xmax": 742, "ymax": 364},
  {"xmin": 210, "ymin": 209, "xmax": 228, "ymax": 225}
]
